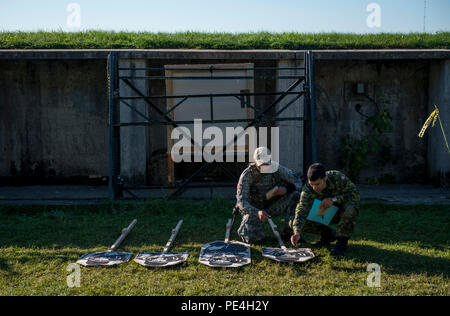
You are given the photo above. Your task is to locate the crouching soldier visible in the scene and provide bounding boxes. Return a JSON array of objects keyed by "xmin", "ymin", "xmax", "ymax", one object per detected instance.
[
  {"xmin": 291, "ymin": 163, "xmax": 360, "ymax": 256},
  {"xmin": 235, "ymin": 147, "xmax": 303, "ymax": 244}
]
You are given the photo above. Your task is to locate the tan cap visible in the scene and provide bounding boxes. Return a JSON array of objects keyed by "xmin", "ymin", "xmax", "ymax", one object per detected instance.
[{"xmin": 253, "ymin": 147, "xmax": 272, "ymax": 167}]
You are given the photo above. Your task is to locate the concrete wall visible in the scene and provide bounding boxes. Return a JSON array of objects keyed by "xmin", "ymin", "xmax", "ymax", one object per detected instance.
[
  {"xmin": 119, "ymin": 59, "xmax": 148, "ymax": 184},
  {"xmin": 428, "ymin": 60, "xmax": 450, "ymax": 187},
  {"xmin": 314, "ymin": 60, "xmax": 430, "ymax": 183},
  {"xmin": 0, "ymin": 59, "xmax": 108, "ymax": 183},
  {"xmin": 276, "ymin": 59, "xmax": 304, "ymax": 176},
  {"xmin": 0, "ymin": 50, "xmax": 449, "ymax": 186}
]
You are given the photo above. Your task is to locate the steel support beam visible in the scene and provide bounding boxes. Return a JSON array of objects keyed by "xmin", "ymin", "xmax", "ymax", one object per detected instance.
[
  {"xmin": 107, "ymin": 57, "xmax": 313, "ymax": 200},
  {"xmin": 108, "ymin": 52, "xmax": 122, "ymax": 200}
]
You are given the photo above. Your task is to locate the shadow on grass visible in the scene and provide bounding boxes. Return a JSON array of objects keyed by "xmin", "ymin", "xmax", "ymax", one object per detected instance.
[
  {"xmin": 0, "ymin": 199, "xmax": 237, "ymax": 249},
  {"xmin": 0, "ymin": 257, "xmax": 19, "ymax": 280},
  {"xmin": 0, "ymin": 258, "xmax": 10, "ymax": 272},
  {"xmin": 355, "ymin": 203, "xmax": 449, "ymax": 248},
  {"xmin": 343, "ymin": 244, "xmax": 450, "ymax": 278}
]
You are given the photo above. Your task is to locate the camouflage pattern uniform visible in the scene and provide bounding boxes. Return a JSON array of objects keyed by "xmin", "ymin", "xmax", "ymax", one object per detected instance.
[
  {"xmin": 236, "ymin": 163, "xmax": 303, "ymax": 243},
  {"xmin": 292, "ymin": 170, "xmax": 360, "ymax": 239}
]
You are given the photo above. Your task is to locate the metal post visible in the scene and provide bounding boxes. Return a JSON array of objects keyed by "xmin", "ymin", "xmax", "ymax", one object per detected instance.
[
  {"xmin": 308, "ymin": 51, "xmax": 317, "ymax": 164},
  {"xmin": 108, "ymin": 52, "xmax": 122, "ymax": 199},
  {"xmin": 303, "ymin": 51, "xmax": 317, "ymax": 177},
  {"xmin": 303, "ymin": 52, "xmax": 310, "ymax": 177}
]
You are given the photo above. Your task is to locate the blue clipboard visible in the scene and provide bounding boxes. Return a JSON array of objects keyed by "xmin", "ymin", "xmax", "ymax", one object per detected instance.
[{"xmin": 306, "ymin": 199, "xmax": 339, "ymax": 226}]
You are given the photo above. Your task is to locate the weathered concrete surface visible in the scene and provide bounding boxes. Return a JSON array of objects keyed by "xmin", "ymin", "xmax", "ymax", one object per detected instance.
[
  {"xmin": 119, "ymin": 59, "xmax": 148, "ymax": 184},
  {"xmin": 428, "ymin": 60, "xmax": 450, "ymax": 186},
  {"xmin": 1, "ymin": 50, "xmax": 449, "ymax": 187},
  {"xmin": 145, "ymin": 59, "xmax": 170, "ymax": 185},
  {"xmin": 0, "ymin": 49, "xmax": 449, "ymax": 60},
  {"xmin": 276, "ymin": 59, "xmax": 304, "ymax": 175},
  {"xmin": 314, "ymin": 59, "xmax": 429, "ymax": 183},
  {"xmin": 0, "ymin": 49, "xmax": 298, "ymax": 60},
  {"xmin": 0, "ymin": 59, "xmax": 108, "ymax": 182},
  {"xmin": 312, "ymin": 49, "xmax": 450, "ymax": 60},
  {"xmin": 0, "ymin": 184, "xmax": 448, "ymax": 205}
]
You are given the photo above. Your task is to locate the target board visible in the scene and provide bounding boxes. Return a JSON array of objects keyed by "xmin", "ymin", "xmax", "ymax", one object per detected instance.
[
  {"xmin": 76, "ymin": 219, "xmax": 137, "ymax": 267},
  {"xmin": 77, "ymin": 251, "xmax": 133, "ymax": 267},
  {"xmin": 199, "ymin": 240, "xmax": 250, "ymax": 268},
  {"xmin": 261, "ymin": 247, "xmax": 315, "ymax": 263},
  {"xmin": 134, "ymin": 251, "xmax": 189, "ymax": 267}
]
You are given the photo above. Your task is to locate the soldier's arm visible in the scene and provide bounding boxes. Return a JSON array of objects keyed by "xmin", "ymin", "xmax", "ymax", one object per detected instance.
[
  {"xmin": 292, "ymin": 188, "xmax": 314, "ymax": 234},
  {"xmin": 334, "ymin": 174, "xmax": 360, "ymax": 204},
  {"xmin": 278, "ymin": 164, "xmax": 303, "ymax": 192},
  {"xmin": 236, "ymin": 170, "xmax": 260, "ymax": 216}
]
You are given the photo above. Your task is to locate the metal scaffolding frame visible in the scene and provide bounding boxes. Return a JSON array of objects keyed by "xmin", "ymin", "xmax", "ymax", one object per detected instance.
[{"xmin": 108, "ymin": 51, "xmax": 316, "ymax": 200}]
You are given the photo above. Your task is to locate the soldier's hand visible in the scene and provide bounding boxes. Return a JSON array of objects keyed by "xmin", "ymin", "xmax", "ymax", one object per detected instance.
[
  {"xmin": 276, "ymin": 186, "xmax": 287, "ymax": 196},
  {"xmin": 318, "ymin": 198, "xmax": 334, "ymax": 216},
  {"xmin": 318, "ymin": 205, "xmax": 326, "ymax": 217},
  {"xmin": 291, "ymin": 232, "xmax": 301, "ymax": 247},
  {"xmin": 258, "ymin": 210, "xmax": 271, "ymax": 222}
]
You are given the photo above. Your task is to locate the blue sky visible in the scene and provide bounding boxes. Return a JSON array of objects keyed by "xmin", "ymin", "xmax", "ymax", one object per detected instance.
[{"xmin": 0, "ymin": 0, "xmax": 449, "ymax": 33}]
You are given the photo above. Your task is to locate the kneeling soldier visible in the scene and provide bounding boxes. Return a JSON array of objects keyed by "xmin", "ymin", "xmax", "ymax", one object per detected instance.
[
  {"xmin": 235, "ymin": 147, "xmax": 303, "ymax": 244},
  {"xmin": 291, "ymin": 163, "xmax": 360, "ymax": 256}
]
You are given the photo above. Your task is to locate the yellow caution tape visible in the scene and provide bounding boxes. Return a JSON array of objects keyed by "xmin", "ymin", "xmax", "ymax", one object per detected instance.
[
  {"xmin": 432, "ymin": 111, "xmax": 438, "ymax": 127},
  {"xmin": 419, "ymin": 105, "xmax": 450, "ymax": 155},
  {"xmin": 418, "ymin": 107, "xmax": 439, "ymax": 138}
]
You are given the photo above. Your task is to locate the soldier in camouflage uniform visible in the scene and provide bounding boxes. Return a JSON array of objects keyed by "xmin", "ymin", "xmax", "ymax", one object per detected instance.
[
  {"xmin": 291, "ymin": 163, "xmax": 360, "ymax": 256},
  {"xmin": 236, "ymin": 147, "xmax": 303, "ymax": 244}
]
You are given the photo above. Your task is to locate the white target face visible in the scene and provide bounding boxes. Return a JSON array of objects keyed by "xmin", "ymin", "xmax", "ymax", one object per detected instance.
[
  {"xmin": 261, "ymin": 247, "xmax": 315, "ymax": 263},
  {"xmin": 134, "ymin": 251, "xmax": 189, "ymax": 267},
  {"xmin": 77, "ymin": 252, "xmax": 133, "ymax": 266},
  {"xmin": 199, "ymin": 241, "xmax": 251, "ymax": 268}
]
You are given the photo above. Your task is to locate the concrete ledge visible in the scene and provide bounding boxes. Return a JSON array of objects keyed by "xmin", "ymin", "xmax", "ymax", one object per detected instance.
[
  {"xmin": 0, "ymin": 49, "xmax": 449, "ymax": 60},
  {"xmin": 312, "ymin": 49, "xmax": 450, "ymax": 60},
  {"xmin": 0, "ymin": 184, "xmax": 449, "ymax": 205},
  {"xmin": 0, "ymin": 49, "xmax": 298, "ymax": 60}
]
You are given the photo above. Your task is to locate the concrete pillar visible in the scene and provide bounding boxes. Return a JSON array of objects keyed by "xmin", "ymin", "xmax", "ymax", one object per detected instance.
[
  {"xmin": 276, "ymin": 59, "xmax": 305, "ymax": 176},
  {"xmin": 119, "ymin": 59, "xmax": 148, "ymax": 184},
  {"xmin": 428, "ymin": 59, "xmax": 450, "ymax": 186}
]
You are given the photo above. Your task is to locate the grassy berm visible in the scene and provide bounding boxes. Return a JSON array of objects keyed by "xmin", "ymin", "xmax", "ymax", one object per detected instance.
[{"xmin": 0, "ymin": 31, "xmax": 449, "ymax": 49}]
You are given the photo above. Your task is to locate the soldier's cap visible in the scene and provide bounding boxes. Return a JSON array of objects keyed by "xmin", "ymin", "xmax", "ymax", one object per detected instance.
[{"xmin": 253, "ymin": 147, "xmax": 272, "ymax": 167}]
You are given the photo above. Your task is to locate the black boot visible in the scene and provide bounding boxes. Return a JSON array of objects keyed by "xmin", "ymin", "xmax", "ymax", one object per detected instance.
[
  {"xmin": 313, "ymin": 227, "xmax": 336, "ymax": 248},
  {"xmin": 331, "ymin": 237, "xmax": 349, "ymax": 256}
]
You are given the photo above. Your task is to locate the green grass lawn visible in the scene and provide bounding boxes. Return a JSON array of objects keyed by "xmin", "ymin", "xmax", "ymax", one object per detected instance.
[
  {"xmin": 0, "ymin": 199, "xmax": 448, "ymax": 296},
  {"xmin": 0, "ymin": 31, "xmax": 449, "ymax": 49}
]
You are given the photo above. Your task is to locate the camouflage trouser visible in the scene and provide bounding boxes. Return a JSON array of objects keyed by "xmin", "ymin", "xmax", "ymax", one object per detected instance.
[
  {"xmin": 298, "ymin": 202, "xmax": 359, "ymax": 239},
  {"xmin": 237, "ymin": 191, "xmax": 300, "ymax": 244}
]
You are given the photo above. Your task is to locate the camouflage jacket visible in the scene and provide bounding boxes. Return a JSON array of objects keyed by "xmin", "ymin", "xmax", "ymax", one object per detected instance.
[
  {"xmin": 236, "ymin": 163, "xmax": 303, "ymax": 216},
  {"xmin": 292, "ymin": 170, "xmax": 360, "ymax": 233}
]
